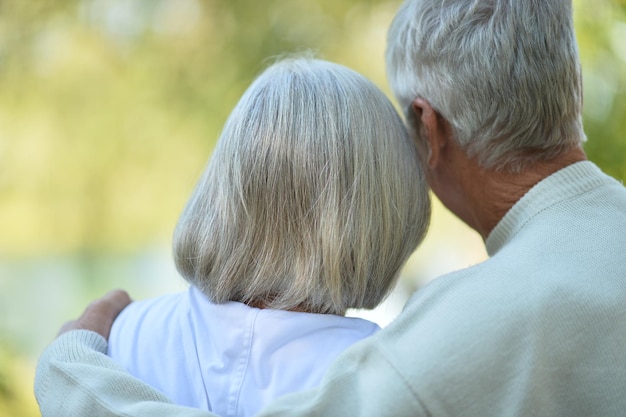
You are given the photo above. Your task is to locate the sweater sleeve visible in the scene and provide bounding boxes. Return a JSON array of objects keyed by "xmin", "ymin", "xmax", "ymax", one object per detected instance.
[
  {"xmin": 34, "ymin": 330, "xmax": 215, "ymax": 417},
  {"xmin": 35, "ymin": 330, "xmax": 427, "ymax": 417}
]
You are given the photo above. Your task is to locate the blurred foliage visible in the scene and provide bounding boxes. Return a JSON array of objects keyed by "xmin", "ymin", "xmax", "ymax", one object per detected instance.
[
  {"xmin": 0, "ymin": 0, "xmax": 623, "ymax": 257},
  {"xmin": 575, "ymin": 0, "xmax": 626, "ymax": 182},
  {"xmin": 0, "ymin": 0, "xmax": 397, "ymax": 257},
  {"xmin": 0, "ymin": 344, "xmax": 40, "ymax": 417},
  {"xmin": 0, "ymin": 0, "xmax": 625, "ymax": 415}
]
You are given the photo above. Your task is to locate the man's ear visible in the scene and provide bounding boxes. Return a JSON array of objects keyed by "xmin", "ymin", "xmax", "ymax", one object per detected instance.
[{"xmin": 411, "ymin": 98, "xmax": 447, "ymax": 169}]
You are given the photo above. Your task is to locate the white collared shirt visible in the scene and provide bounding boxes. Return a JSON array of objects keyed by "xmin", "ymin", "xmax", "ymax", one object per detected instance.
[{"xmin": 108, "ymin": 286, "xmax": 380, "ymax": 417}]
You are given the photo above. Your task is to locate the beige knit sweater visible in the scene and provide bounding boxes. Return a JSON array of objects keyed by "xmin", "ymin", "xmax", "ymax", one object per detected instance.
[{"xmin": 35, "ymin": 162, "xmax": 626, "ymax": 417}]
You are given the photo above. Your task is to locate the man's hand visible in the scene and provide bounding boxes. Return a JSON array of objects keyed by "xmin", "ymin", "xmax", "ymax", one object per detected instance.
[{"xmin": 58, "ymin": 289, "xmax": 132, "ymax": 340}]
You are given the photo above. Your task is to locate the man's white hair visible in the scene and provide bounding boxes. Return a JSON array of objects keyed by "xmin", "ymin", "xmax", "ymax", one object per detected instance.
[{"xmin": 386, "ymin": 0, "xmax": 586, "ymax": 172}]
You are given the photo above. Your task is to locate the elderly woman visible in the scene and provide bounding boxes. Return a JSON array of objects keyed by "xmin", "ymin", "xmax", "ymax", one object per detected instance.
[{"xmin": 105, "ymin": 57, "xmax": 430, "ymax": 416}]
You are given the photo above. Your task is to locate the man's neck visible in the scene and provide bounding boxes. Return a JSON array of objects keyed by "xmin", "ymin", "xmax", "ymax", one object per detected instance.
[{"xmin": 460, "ymin": 146, "xmax": 588, "ymax": 241}]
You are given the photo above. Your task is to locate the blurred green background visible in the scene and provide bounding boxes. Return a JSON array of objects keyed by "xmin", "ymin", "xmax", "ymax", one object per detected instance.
[{"xmin": 1, "ymin": 0, "xmax": 624, "ymax": 415}]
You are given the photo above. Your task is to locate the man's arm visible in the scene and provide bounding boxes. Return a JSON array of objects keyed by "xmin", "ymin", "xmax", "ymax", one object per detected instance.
[
  {"xmin": 35, "ymin": 290, "xmax": 425, "ymax": 417},
  {"xmin": 35, "ymin": 290, "xmax": 216, "ymax": 416},
  {"xmin": 35, "ymin": 330, "xmax": 217, "ymax": 416}
]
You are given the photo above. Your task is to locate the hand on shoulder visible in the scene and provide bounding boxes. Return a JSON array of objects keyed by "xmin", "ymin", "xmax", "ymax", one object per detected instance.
[{"xmin": 58, "ymin": 289, "xmax": 132, "ymax": 340}]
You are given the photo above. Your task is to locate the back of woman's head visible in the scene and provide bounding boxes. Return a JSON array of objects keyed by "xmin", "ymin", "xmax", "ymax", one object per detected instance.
[{"xmin": 174, "ymin": 57, "xmax": 430, "ymax": 315}]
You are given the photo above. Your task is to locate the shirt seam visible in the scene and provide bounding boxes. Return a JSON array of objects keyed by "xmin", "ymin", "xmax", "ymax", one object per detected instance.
[
  {"xmin": 373, "ymin": 338, "xmax": 433, "ymax": 417},
  {"xmin": 229, "ymin": 308, "xmax": 259, "ymax": 417},
  {"xmin": 187, "ymin": 301, "xmax": 213, "ymax": 411}
]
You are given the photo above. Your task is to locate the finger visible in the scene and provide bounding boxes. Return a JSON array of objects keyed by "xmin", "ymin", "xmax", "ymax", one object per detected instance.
[
  {"xmin": 80, "ymin": 289, "xmax": 133, "ymax": 339},
  {"xmin": 99, "ymin": 289, "xmax": 133, "ymax": 316},
  {"xmin": 57, "ymin": 289, "xmax": 133, "ymax": 340},
  {"xmin": 58, "ymin": 320, "xmax": 79, "ymax": 337}
]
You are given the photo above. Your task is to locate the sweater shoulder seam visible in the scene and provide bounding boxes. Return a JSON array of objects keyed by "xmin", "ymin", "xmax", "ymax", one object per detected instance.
[{"xmin": 373, "ymin": 338, "xmax": 432, "ymax": 417}]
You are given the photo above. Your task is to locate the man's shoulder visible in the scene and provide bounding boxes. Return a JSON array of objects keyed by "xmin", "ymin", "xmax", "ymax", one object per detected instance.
[{"xmin": 374, "ymin": 253, "xmax": 626, "ymax": 415}]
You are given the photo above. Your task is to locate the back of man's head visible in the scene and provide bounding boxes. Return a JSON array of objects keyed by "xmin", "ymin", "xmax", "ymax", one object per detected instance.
[{"xmin": 386, "ymin": 0, "xmax": 586, "ymax": 173}]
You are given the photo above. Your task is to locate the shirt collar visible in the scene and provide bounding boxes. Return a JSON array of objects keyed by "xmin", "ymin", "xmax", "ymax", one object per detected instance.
[{"xmin": 485, "ymin": 161, "xmax": 615, "ymax": 256}]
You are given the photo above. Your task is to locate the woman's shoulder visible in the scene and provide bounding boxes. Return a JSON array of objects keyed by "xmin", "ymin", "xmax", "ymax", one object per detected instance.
[{"xmin": 107, "ymin": 289, "xmax": 190, "ymax": 357}]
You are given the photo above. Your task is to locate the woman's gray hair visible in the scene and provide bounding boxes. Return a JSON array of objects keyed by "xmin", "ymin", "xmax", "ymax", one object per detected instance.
[
  {"xmin": 173, "ymin": 57, "xmax": 430, "ymax": 315},
  {"xmin": 386, "ymin": 0, "xmax": 586, "ymax": 172}
]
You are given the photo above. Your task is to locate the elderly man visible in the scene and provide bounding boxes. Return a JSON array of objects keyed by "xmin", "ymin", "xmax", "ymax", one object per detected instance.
[{"xmin": 35, "ymin": 0, "xmax": 626, "ymax": 416}]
